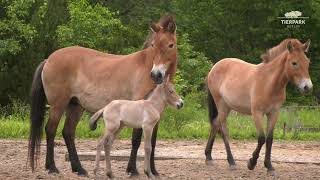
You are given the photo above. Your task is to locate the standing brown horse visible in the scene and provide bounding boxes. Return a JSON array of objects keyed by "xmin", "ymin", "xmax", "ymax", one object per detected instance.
[
  {"xmin": 205, "ymin": 39, "xmax": 312, "ymax": 175},
  {"xmin": 28, "ymin": 15, "xmax": 177, "ymax": 176}
]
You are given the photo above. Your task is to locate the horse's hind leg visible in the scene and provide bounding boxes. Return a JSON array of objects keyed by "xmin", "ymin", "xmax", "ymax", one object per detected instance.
[
  {"xmin": 63, "ymin": 102, "xmax": 87, "ymax": 176},
  {"xmin": 45, "ymin": 103, "xmax": 67, "ymax": 174},
  {"xmin": 247, "ymin": 111, "xmax": 265, "ymax": 170},
  {"xmin": 205, "ymin": 120, "xmax": 220, "ymax": 165},
  {"xmin": 219, "ymin": 110, "xmax": 236, "ymax": 169}
]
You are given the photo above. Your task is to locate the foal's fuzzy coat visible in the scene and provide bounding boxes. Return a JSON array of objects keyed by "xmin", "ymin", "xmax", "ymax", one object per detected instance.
[{"xmin": 89, "ymin": 78, "xmax": 183, "ymax": 179}]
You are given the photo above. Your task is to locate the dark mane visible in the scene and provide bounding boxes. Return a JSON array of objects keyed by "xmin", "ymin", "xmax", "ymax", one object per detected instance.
[
  {"xmin": 260, "ymin": 38, "xmax": 304, "ymax": 63},
  {"xmin": 143, "ymin": 15, "xmax": 176, "ymax": 49}
]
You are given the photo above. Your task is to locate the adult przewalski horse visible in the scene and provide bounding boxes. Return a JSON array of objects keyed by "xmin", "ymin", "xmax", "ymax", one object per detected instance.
[
  {"xmin": 28, "ymin": 15, "xmax": 177, "ymax": 176},
  {"xmin": 205, "ymin": 39, "xmax": 312, "ymax": 175}
]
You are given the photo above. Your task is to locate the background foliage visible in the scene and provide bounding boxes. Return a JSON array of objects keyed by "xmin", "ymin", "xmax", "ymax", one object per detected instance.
[{"xmin": 0, "ymin": 0, "xmax": 319, "ymax": 108}]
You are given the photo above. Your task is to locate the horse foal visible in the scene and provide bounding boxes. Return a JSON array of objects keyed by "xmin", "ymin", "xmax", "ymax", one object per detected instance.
[{"xmin": 89, "ymin": 77, "xmax": 183, "ymax": 179}]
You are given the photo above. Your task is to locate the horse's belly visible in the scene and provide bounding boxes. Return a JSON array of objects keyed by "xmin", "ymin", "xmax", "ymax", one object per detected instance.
[
  {"xmin": 221, "ymin": 86, "xmax": 252, "ymax": 115},
  {"xmin": 76, "ymin": 86, "xmax": 131, "ymax": 113}
]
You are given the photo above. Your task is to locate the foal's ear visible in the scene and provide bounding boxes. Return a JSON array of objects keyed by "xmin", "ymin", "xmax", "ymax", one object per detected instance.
[
  {"xmin": 287, "ymin": 41, "xmax": 294, "ymax": 53},
  {"xmin": 303, "ymin": 39, "xmax": 311, "ymax": 53},
  {"xmin": 151, "ymin": 23, "xmax": 161, "ymax": 33},
  {"xmin": 166, "ymin": 75, "xmax": 170, "ymax": 84}
]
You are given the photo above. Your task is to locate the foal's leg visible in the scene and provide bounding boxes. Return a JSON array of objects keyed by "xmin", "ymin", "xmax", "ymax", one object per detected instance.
[
  {"xmin": 219, "ymin": 110, "xmax": 236, "ymax": 169},
  {"xmin": 45, "ymin": 103, "xmax": 67, "ymax": 174},
  {"xmin": 264, "ymin": 111, "xmax": 279, "ymax": 175},
  {"xmin": 94, "ymin": 134, "xmax": 107, "ymax": 175},
  {"xmin": 150, "ymin": 122, "xmax": 159, "ymax": 175},
  {"xmin": 127, "ymin": 128, "xmax": 143, "ymax": 176},
  {"xmin": 105, "ymin": 127, "xmax": 122, "ymax": 178},
  {"xmin": 143, "ymin": 127, "xmax": 155, "ymax": 179},
  {"xmin": 247, "ymin": 111, "xmax": 265, "ymax": 170},
  {"xmin": 63, "ymin": 103, "xmax": 87, "ymax": 175}
]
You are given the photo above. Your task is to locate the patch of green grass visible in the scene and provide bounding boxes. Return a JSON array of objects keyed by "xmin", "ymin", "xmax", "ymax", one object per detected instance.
[{"xmin": 0, "ymin": 96, "xmax": 319, "ymax": 141}]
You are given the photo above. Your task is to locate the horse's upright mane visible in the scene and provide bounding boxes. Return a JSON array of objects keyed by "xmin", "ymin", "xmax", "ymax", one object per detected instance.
[
  {"xmin": 143, "ymin": 15, "xmax": 176, "ymax": 49},
  {"xmin": 260, "ymin": 38, "xmax": 303, "ymax": 63}
]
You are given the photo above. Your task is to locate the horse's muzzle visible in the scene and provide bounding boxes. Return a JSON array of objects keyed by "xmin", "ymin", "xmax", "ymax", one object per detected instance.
[
  {"xmin": 176, "ymin": 99, "xmax": 184, "ymax": 109},
  {"xmin": 297, "ymin": 78, "xmax": 313, "ymax": 94},
  {"xmin": 151, "ymin": 71, "xmax": 164, "ymax": 84}
]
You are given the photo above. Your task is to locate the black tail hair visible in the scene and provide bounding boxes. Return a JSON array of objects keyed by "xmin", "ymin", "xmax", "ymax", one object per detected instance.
[
  {"xmin": 28, "ymin": 60, "xmax": 47, "ymax": 172},
  {"xmin": 207, "ymin": 87, "xmax": 218, "ymax": 125}
]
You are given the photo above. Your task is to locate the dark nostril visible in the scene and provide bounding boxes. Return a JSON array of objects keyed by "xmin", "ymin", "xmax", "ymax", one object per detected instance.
[
  {"xmin": 158, "ymin": 73, "xmax": 162, "ymax": 79},
  {"xmin": 304, "ymin": 86, "xmax": 309, "ymax": 91}
]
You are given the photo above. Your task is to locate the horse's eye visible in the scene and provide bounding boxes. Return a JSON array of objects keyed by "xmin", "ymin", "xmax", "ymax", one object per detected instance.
[
  {"xmin": 292, "ymin": 62, "xmax": 298, "ymax": 66},
  {"xmin": 151, "ymin": 43, "xmax": 154, "ymax": 47},
  {"xmin": 168, "ymin": 44, "xmax": 174, "ymax": 48},
  {"xmin": 169, "ymin": 90, "xmax": 173, "ymax": 94}
]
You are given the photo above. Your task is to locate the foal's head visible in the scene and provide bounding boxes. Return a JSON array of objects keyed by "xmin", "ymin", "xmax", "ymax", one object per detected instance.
[
  {"xmin": 147, "ymin": 15, "xmax": 177, "ymax": 84},
  {"xmin": 159, "ymin": 77, "xmax": 183, "ymax": 109},
  {"xmin": 284, "ymin": 39, "xmax": 312, "ymax": 93}
]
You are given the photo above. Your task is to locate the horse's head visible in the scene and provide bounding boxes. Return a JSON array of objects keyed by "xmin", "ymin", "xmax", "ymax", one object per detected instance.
[
  {"xmin": 160, "ymin": 76, "xmax": 183, "ymax": 109},
  {"xmin": 147, "ymin": 15, "xmax": 177, "ymax": 84},
  {"xmin": 285, "ymin": 39, "xmax": 312, "ymax": 94}
]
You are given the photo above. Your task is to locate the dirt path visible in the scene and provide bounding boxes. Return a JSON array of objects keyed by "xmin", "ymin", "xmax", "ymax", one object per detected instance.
[{"xmin": 0, "ymin": 139, "xmax": 319, "ymax": 179}]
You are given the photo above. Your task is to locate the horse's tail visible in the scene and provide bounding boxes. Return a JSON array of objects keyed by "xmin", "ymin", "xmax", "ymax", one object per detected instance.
[
  {"xmin": 28, "ymin": 60, "xmax": 47, "ymax": 172},
  {"xmin": 89, "ymin": 108, "xmax": 104, "ymax": 131},
  {"xmin": 207, "ymin": 86, "xmax": 218, "ymax": 125}
]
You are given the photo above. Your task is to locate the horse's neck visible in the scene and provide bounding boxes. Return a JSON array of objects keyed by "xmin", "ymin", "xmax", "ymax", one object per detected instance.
[
  {"xmin": 260, "ymin": 52, "xmax": 289, "ymax": 95},
  {"xmin": 147, "ymin": 87, "xmax": 166, "ymax": 113},
  {"xmin": 129, "ymin": 48, "xmax": 156, "ymax": 100}
]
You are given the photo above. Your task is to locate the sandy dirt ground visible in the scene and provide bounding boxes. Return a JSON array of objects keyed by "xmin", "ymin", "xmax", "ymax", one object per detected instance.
[{"xmin": 0, "ymin": 139, "xmax": 319, "ymax": 179}]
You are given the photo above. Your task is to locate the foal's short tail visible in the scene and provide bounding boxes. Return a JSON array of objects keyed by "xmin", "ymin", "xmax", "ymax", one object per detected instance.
[
  {"xmin": 89, "ymin": 109, "xmax": 104, "ymax": 131},
  {"xmin": 28, "ymin": 60, "xmax": 47, "ymax": 172},
  {"xmin": 207, "ymin": 87, "xmax": 218, "ymax": 125}
]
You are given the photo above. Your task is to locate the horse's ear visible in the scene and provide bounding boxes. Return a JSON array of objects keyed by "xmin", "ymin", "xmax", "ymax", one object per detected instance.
[
  {"xmin": 166, "ymin": 22, "xmax": 176, "ymax": 33},
  {"xmin": 303, "ymin": 39, "xmax": 311, "ymax": 52},
  {"xmin": 287, "ymin": 41, "xmax": 294, "ymax": 53},
  {"xmin": 151, "ymin": 23, "xmax": 161, "ymax": 33}
]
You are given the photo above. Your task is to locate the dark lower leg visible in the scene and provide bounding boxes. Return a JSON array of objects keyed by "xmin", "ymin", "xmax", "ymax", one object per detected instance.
[
  {"xmin": 126, "ymin": 128, "xmax": 143, "ymax": 175},
  {"xmin": 220, "ymin": 128, "xmax": 235, "ymax": 166},
  {"xmin": 264, "ymin": 131, "xmax": 274, "ymax": 171},
  {"xmin": 63, "ymin": 105, "xmax": 86, "ymax": 175},
  {"xmin": 248, "ymin": 134, "xmax": 265, "ymax": 170},
  {"xmin": 150, "ymin": 123, "xmax": 159, "ymax": 175},
  {"xmin": 45, "ymin": 124, "xmax": 59, "ymax": 173},
  {"xmin": 205, "ymin": 126, "xmax": 217, "ymax": 161}
]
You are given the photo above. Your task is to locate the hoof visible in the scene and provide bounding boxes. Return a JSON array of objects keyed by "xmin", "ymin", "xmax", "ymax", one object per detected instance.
[
  {"xmin": 77, "ymin": 168, "xmax": 88, "ymax": 177},
  {"xmin": 93, "ymin": 168, "xmax": 98, "ymax": 175},
  {"xmin": 127, "ymin": 169, "xmax": 139, "ymax": 177},
  {"xmin": 267, "ymin": 169, "xmax": 276, "ymax": 176},
  {"xmin": 229, "ymin": 164, "xmax": 236, "ymax": 170},
  {"xmin": 247, "ymin": 159, "xmax": 256, "ymax": 170},
  {"xmin": 145, "ymin": 171, "xmax": 155, "ymax": 179},
  {"xmin": 205, "ymin": 160, "xmax": 214, "ymax": 165},
  {"xmin": 107, "ymin": 171, "xmax": 114, "ymax": 179},
  {"xmin": 151, "ymin": 169, "xmax": 159, "ymax": 176},
  {"xmin": 48, "ymin": 167, "xmax": 59, "ymax": 174}
]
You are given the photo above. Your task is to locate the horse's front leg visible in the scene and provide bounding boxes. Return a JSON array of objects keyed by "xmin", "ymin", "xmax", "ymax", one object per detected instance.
[
  {"xmin": 265, "ymin": 110, "xmax": 279, "ymax": 176},
  {"xmin": 247, "ymin": 111, "xmax": 265, "ymax": 170},
  {"xmin": 127, "ymin": 128, "xmax": 143, "ymax": 176}
]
